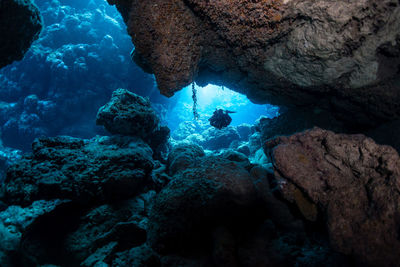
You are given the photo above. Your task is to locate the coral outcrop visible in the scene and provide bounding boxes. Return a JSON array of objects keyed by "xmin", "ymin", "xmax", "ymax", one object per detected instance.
[
  {"xmin": 109, "ymin": 0, "xmax": 400, "ymax": 126},
  {"xmin": 2, "ymin": 135, "xmax": 154, "ymax": 205},
  {"xmin": 0, "ymin": 95, "xmax": 351, "ymax": 266},
  {"xmin": 0, "ymin": 0, "xmax": 161, "ymax": 150},
  {"xmin": 96, "ymin": 89, "xmax": 170, "ymax": 158},
  {"xmin": 265, "ymin": 128, "xmax": 400, "ymax": 266},
  {"xmin": 0, "ymin": 0, "xmax": 42, "ymax": 68}
]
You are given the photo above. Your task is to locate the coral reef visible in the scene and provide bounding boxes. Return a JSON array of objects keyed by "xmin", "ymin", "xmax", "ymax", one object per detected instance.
[
  {"xmin": 0, "ymin": 0, "xmax": 162, "ymax": 150},
  {"xmin": 2, "ymin": 135, "xmax": 154, "ymax": 206},
  {"xmin": 109, "ymin": 0, "xmax": 400, "ymax": 127},
  {"xmin": 0, "ymin": 0, "xmax": 42, "ymax": 68},
  {"xmin": 1, "ymin": 1, "xmax": 400, "ymax": 266},
  {"xmin": 0, "ymin": 93, "xmax": 355, "ymax": 267}
]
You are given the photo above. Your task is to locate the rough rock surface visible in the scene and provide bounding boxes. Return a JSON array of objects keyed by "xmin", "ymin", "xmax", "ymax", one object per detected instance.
[
  {"xmin": 201, "ymin": 126, "xmax": 241, "ymax": 150},
  {"xmin": 167, "ymin": 143, "xmax": 205, "ymax": 176},
  {"xmin": 96, "ymin": 89, "xmax": 160, "ymax": 138},
  {"xmin": 0, "ymin": 0, "xmax": 42, "ymax": 68},
  {"xmin": 96, "ymin": 89, "xmax": 170, "ymax": 158},
  {"xmin": 149, "ymin": 155, "xmax": 258, "ymax": 253},
  {"xmin": 109, "ymin": 0, "xmax": 400, "ymax": 126},
  {"xmin": 0, "ymin": 199, "xmax": 68, "ymax": 265},
  {"xmin": 265, "ymin": 128, "xmax": 400, "ymax": 266},
  {"xmin": 1, "ymin": 135, "xmax": 154, "ymax": 205}
]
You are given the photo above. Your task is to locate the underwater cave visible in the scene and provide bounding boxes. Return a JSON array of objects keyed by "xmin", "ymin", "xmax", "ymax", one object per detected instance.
[{"xmin": 0, "ymin": 0, "xmax": 400, "ymax": 266}]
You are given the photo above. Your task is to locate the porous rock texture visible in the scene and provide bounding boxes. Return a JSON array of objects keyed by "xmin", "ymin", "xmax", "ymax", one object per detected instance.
[
  {"xmin": 108, "ymin": 0, "xmax": 400, "ymax": 126},
  {"xmin": 0, "ymin": 0, "xmax": 42, "ymax": 68},
  {"xmin": 1, "ymin": 135, "xmax": 154, "ymax": 205},
  {"xmin": 265, "ymin": 128, "xmax": 400, "ymax": 266},
  {"xmin": 96, "ymin": 89, "xmax": 170, "ymax": 158}
]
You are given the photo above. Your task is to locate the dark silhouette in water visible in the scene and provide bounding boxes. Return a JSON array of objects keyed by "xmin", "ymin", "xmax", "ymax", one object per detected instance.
[{"xmin": 209, "ymin": 109, "xmax": 236, "ymax": 129}]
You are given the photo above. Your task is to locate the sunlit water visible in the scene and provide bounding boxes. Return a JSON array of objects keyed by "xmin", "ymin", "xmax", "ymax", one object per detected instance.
[{"xmin": 165, "ymin": 83, "xmax": 279, "ymax": 132}]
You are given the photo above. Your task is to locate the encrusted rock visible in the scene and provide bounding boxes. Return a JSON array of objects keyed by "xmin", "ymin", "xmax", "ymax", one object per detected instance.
[
  {"xmin": 0, "ymin": 0, "xmax": 42, "ymax": 68},
  {"xmin": 167, "ymin": 143, "xmax": 205, "ymax": 176},
  {"xmin": 265, "ymin": 127, "xmax": 400, "ymax": 266},
  {"xmin": 148, "ymin": 156, "xmax": 257, "ymax": 253},
  {"xmin": 65, "ymin": 192, "xmax": 154, "ymax": 264},
  {"xmin": 1, "ymin": 135, "xmax": 154, "ymax": 205},
  {"xmin": 96, "ymin": 88, "xmax": 160, "ymax": 138},
  {"xmin": 109, "ymin": 0, "xmax": 400, "ymax": 126},
  {"xmin": 0, "ymin": 199, "xmax": 71, "ymax": 266},
  {"xmin": 96, "ymin": 89, "xmax": 170, "ymax": 158}
]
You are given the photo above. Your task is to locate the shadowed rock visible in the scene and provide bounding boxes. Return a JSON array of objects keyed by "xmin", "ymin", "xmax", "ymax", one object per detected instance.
[
  {"xmin": 108, "ymin": 0, "xmax": 400, "ymax": 126},
  {"xmin": 265, "ymin": 127, "xmax": 400, "ymax": 266},
  {"xmin": 148, "ymin": 156, "xmax": 257, "ymax": 253},
  {"xmin": 1, "ymin": 135, "xmax": 154, "ymax": 205},
  {"xmin": 0, "ymin": 0, "xmax": 42, "ymax": 68},
  {"xmin": 96, "ymin": 89, "xmax": 170, "ymax": 158}
]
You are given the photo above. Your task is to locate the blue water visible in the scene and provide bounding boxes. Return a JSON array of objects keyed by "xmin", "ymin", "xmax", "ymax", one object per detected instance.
[
  {"xmin": 167, "ymin": 83, "xmax": 279, "ymax": 132},
  {"xmin": 0, "ymin": 0, "xmax": 279, "ymax": 151}
]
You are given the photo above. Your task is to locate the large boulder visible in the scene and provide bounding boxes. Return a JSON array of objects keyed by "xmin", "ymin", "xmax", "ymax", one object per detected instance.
[
  {"xmin": 0, "ymin": 0, "xmax": 42, "ymax": 68},
  {"xmin": 96, "ymin": 89, "xmax": 170, "ymax": 157},
  {"xmin": 148, "ymin": 156, "xmax": 258, "ymax": 254},
  {"xmin": 265, "ymin": 128, "xmax": 400, "ymax": 266},
  {"xmin": 108, "ymin": 0, "xmax": 400, "ymax": 126},
  {"xmin": 96, "ymin": 89, "xmax": 160, "ymax": 138},
  {"xmin": 1, "ymin": 135, "xmax": 154, "ymax": 205}
]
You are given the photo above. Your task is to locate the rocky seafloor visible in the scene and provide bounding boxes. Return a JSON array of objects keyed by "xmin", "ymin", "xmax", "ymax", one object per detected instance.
[
  {"xmin": 0, "ymin": 88, "xmax": 398, "ymax": 266},
  {"xmin": 0, "ymin": 0, "xmax": 400, "ymax": 266}
]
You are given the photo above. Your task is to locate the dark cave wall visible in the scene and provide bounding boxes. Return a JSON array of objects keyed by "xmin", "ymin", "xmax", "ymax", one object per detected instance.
[
  {"xmin": 108, "ymin": 0, "xmax": 400, "ymax": 127},
  {"xmin": 0, "ymin": 0, "xmax": 42, "ymax": 69}
]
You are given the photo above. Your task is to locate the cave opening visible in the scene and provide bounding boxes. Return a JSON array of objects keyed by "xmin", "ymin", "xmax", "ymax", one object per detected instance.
[
  {"xmin": 165, "ymin": 83, "xmax": 279, "ymax": 131},
  {"xmin": 0, "ymin": 0, "xmax": 282, "ymax": 162}
]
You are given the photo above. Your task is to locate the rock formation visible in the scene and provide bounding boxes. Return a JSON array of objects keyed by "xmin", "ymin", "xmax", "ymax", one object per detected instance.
[
  {"xmin": 2, "ymin": 135, "xmax": 155, "ymax": 206},
  {"xmin": 96, "ymin": 89, "xmax": 170, "ymax": 159},
  {"xmin": 265, "ymin": 127, "xmax": 400, "ymax": 266},
  {"xmin": 0, "ymin": 91, "xmax": 352, "ymax": 266},
  {"xmin": 108, "ymin": 0, "xmax": 400, "ymax": 126},
  {"xmin": 0, "ymin": 0, "xmax": 42, "ymax": 68}
]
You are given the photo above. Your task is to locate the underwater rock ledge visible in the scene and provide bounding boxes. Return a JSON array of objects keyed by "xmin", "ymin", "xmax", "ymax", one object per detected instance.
[
  {"xmin": 0, "ymin": 0, "xmax": 42, "ymax": 68},
  {"xmin": 108, "ymin": 0, "xmax": 400, "ymax": 126}
]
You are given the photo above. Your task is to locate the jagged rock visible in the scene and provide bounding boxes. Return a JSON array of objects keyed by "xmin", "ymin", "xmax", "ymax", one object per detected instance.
[
  {"xmin": 96, "ymin": 89, "xmax": 170, "ymax": 157},
  {"xmin": 109, "ymin": 0, "xmax": 400, "ymax": 126},
  {"xmin": 1, "ymin": 135, "xmax": 154, "ymax": 205},
  {"xmin": 148, "ymin": 156, "xmax": 257, "ymax": 254},
  {"xmin": 0, "ymin": 0, "xmax": 42, "ymax": 68},
  {"xmin": 167, "ymin": 143, "xmax": 205, "ymax": 176},
  {"xmin": 265, "ymin": 127, "xmax": 400, "ymax": 266}
]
